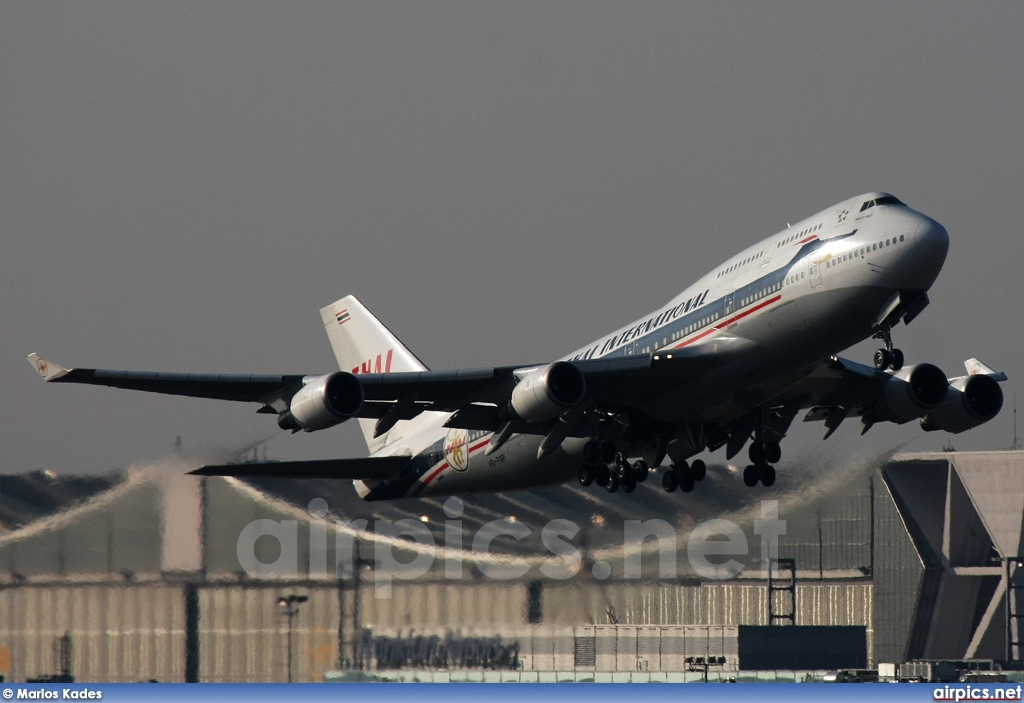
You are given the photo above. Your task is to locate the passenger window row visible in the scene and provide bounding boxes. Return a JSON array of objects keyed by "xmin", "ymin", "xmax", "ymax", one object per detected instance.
[
  {"xmin": 825, "ymin": 234, "xmax": 906, "ymax": 269},
  {"xmin": 665, "ymin": 311, "xmax": 723, "ymax": 345},
  {"xmin": 776, "ymin": 222, "xmax": 822, "ymax": 249},
  {"xmin": 740, "ymin": 281, "xmax": 782, "ymax": 307},
  {"xmin": 717, "ymin": 251, "xmax": 765, "ymax": 278}
]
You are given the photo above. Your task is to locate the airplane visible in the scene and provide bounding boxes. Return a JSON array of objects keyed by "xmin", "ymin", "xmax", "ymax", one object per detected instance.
[{"xmin": 28, "ymin": 192, "xmax": 1007, "ymax": 500}]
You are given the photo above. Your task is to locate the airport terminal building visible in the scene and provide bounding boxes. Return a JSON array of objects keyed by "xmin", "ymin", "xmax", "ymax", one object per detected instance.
[{"xmin": 0, "ymin": 450, "xmax": 1020, "ymax": 682}]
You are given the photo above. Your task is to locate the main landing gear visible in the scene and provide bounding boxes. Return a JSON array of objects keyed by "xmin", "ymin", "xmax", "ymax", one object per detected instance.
[
  {"xmin": 577, "ymin": 443, "xmax": 648, "ymax": 494},
  {"xmin": 872, "ymin": 327, "xmax": 904, "ymax": 371},
  {"xmin": 742, "ymin": 440, "xmax": 780, "ymax": 488},
  {"xmin": 660, "ymin": 458, "xmax": 707, "ymax": 494}
]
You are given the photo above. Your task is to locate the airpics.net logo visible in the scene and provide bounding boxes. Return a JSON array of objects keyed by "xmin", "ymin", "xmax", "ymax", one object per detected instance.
[{"xmin": 235, "ymin": 499, "xmax": 787, "ymax": 598}]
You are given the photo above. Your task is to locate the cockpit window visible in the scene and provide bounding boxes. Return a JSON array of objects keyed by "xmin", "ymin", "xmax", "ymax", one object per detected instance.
[
  {"xmin": 874, "ymin": 195, "xmax": 903, "ymax": 206},
  {"xmin": 861, "ymin": 195, "xmax": 904, "ymax": 211}
]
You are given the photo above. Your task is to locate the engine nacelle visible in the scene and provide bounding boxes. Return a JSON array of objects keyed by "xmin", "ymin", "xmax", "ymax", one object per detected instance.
[
  {"xmin": 277, "ymin": 372, "xmax": 364, "ymax": 432},
  {"xmin": 921, "ymin": 374, "xmax": 1004, "ymax": 434},
  {"xmin": 878, "ymin": 363, "xmax": 949, "ymax": 423},
  {"xmin": 510, "ymin": 361, "xmax": 586, "ymax": 423}
]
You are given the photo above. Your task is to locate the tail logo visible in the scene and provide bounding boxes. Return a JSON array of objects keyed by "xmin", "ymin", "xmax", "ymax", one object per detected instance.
[
  {"xmin": 444, "ymin": 428, "xmax": 470, "ymax": 472},
  {"xmin": 36, "ymin": 358, "xmax": 48, "ymax": 378},
  {"xmin": 352, "ymin": 349, "xmax": 394, "ymax": 375},
  {"xmin": 335, "ymin": 309, "xmax": 351, "ymax": 325}
]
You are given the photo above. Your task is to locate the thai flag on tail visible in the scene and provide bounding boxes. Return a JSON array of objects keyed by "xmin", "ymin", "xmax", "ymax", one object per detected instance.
[{"xmin": 335, "ymin": 309, "xmax": 351, "ymax": 325}]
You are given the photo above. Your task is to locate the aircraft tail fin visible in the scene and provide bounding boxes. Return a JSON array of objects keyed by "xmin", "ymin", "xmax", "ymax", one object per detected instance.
[{"xmin": 320, "ymin": 296, "xmax": 429, "ymax": 454}]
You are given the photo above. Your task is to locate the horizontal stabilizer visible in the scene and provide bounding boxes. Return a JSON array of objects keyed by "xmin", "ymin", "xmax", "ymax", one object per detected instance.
[
  {"xmin": 965, "ymin": 358, "xmax": 1007, "ymax": 381},
  {"xmin": 27, "ymin": 353, "xmax": 71, "ymax": 381},
  {"xmin": 189, "ymin": 456, "xmax": 410, "ymax": 479}
]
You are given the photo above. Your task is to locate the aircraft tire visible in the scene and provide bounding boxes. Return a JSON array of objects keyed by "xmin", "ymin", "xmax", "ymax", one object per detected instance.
[
  {"xmin": 743, "ymin": 465, "xmax": 759, "ymax": 487},
  {"xmin": 679, "ymin": 475, "xmax": 695, "ymax": 493},
  {"xmin": 622, "ymin": 478, "xmax": 637, "ymax": 493},
  {"xmin": 632, "ymin": 459, "xmax": 649, "ymax": 482},
  {"xmin": 748, "ymin": 443, "xmax": 765, "ymax": 464},
  {"xmin": 615, "ymin": 458, "xmax": 630, "ymax": 481},
  {"xmin": 583, "ymin": 441, "xmax": 600, "ymax": 464},
  {"xmin": 760, "ymin": 464, "xmax": 776, "ymax": 487},
  {"xmin": 889, "ymin": 348, "xmax": 905, "ymax": 371},
  {"xmin": 578, "ymin": 466, "xmax": 594, "ymax": 487},
  {"xmin": 604, "ymin": 475, "xmax": 620, "ymax": 493},
  {"xmin": 662, "ymin": 471, "xmax": 678, "ymax": 493},
  {"xmin": 874, "ymin": 349, "xmax": 891, "ymax": 370},
  {"xmin": 599, "ymin": 442, "xmax": 616, "ymax": 464},
  {"xmin": 766, "ymin": 442, "xmax": 782, "ymax": 464},
  {"xmin": 691, "ymin": 459, "xmax": 707, "ymax": 481}
]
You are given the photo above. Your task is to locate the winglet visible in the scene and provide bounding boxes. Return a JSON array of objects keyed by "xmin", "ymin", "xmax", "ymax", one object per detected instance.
[
  {"xmin": 964, "ymin": 358, "xmax": 1008, "ymax": 382},
  {"xmin": 26, "ymin": 353, "xmax": 71, "ymax": 382}
]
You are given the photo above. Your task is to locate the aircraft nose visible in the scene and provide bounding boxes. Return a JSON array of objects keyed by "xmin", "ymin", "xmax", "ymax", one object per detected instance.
[
  {"xmin": 915, "ymin": 217, "xmax": 949, "ymax": 269},
  {"xmin": 901, "ymin": 217, "xmax": 949, "ymax": 289}
]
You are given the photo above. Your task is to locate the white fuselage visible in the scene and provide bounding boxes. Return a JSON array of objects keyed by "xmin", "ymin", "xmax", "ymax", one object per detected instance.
[{"xmin": 358, "ymin": 192, "xmax": 949, "ymax": 500}]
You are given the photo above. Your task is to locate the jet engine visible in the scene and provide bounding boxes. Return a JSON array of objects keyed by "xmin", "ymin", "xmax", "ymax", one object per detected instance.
[
  {"xmin": 921, "ymin": 374, "xmax": 1004, "ymax": 434},
  {"xmin": 876, "ymin": 363, "xmax": 949, "ymax": 423},
  {"xmin": 510, "ymin": 362, "xmax": 586, "ymax": 423},
  {"xmin": 277, "ymin": 372, "xmax": 364, "ymax": 432}
]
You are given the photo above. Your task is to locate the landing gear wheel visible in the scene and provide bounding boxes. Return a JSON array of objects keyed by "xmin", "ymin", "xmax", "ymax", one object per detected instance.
[
  {"xmin": 582, "ymin": 441, "xmax": 600, "ymax": 464},
  {"xmin": 599, "ymin": 442, "xmax": 616, "ymax": 464},
  {"xmin": 743, "ymin": 465, "xmax": 759, "ymax": 487},
  {"xmin": 691, "ymin": 459, "xmax": 707, "ymax": 482},
  {"xmin": 578, "ymin": 466, "xmax": 594, "ymax": 487},
  {"xmin": 765, "ymin": 442, "xmax": 781, "ymax": 464},
  {"xmin": 662, "ymin": 470, "xmax": 678, "ymax": 493},
  {"xmin": 749, "ymin": 443, "xmax": 765, "ymax": 464},
  {"xmin": 614, "ymin": 455, "xmax": 631, "ymax": 481},
  {"xmin": 760, "ymin": 464, "xmax": 776, "ymax": 487},
  {"xmin": 874, "ymin": 348, "xmax": 891, "ymax": 370},
  {"xmin": 632, "ymin": 460, "xmax": 649, "ymax": 483},
  {"xmin": 622, "ymin": 478, "xmax": 637, "ymax": 493},
  {"xmin": 604, "ymin": 475, "xmax": 620, "ymax": 493},
  {"xmin": 679, "ymin": 475, "xmax": 695, "ymax": 493},
  {"xmin": 889, "ymin": 348, "xmax": 905, "ymax": 371}
]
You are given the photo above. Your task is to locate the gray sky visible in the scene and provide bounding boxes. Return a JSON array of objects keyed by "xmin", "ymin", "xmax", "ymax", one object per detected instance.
[{"xmin": 3, "ymin": 1, "xmax": 1023, "ymax": 474}]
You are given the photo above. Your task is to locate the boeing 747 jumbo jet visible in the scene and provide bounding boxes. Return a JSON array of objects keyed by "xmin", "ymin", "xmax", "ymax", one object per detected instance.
[{"xmin": 29, "ymin": 192, "xmax": 1007, "ymax": 499}]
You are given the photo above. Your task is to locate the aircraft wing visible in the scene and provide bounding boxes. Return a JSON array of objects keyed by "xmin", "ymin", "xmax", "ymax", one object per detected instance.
[
  {"xmin": 775, "ymin": 354, "xmax": 1006, "ymax": 438},
  {"xmin": 190, "ymin": 456, "xmax": 410, "ymax": 479},
  {"xmin": 27, "ymin": 341, "xmax": 733, "ymax": 434},
  {"xmin": 27, "ymin": 353, "xmax": 307, "ymax": 404}
]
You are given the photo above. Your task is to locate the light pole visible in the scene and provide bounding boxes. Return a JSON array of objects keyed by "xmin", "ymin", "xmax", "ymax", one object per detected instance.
[{"xmin": 277, "ymin": 594, "xmax": 308, "ymax": 683}]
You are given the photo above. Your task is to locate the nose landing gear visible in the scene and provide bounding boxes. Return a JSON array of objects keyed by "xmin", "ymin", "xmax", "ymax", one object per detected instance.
[{"xmin": 873, "ymin": 327, "xmax": 904, "ymax": 371}]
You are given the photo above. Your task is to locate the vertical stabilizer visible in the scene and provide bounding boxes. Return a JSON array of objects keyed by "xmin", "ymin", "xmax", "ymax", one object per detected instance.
[{"xmin": 320, "ymin": 296, "xmax": 429, "ymax": 454}]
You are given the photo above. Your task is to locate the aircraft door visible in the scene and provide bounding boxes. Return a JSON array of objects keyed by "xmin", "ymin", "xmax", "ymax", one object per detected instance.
[
  {"xmin": 725, "ymin": 293, "xmax": 735, "ymax": 315},
  {"xmin": 808, "ymin": 261, "xmax": 822, "ymax": 288},
  {"xmin": 761, "ymin": 234, "xmax": 781, "ymax": 266}
]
